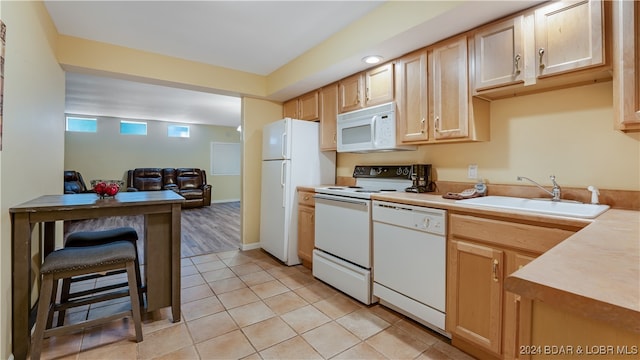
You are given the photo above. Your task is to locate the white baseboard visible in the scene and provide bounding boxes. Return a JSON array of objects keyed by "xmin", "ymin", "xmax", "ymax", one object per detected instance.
[
  {"xmin": 212, "ymin": 199, "xmax": 240, "ymax": 203},
  {"xmin": 242, "ymin": 242, "xmax": 261, "ymax": 251}
]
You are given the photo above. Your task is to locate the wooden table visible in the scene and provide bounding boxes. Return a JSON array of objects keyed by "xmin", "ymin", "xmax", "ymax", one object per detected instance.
[{"xmin": 10, "ymin": 190, "xmax": 185, "ymax": 360}]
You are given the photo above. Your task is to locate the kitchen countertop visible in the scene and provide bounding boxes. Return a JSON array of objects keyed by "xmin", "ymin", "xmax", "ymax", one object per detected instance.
[{"xmin": 370, "ymin": 192, "xmax": 640, "ymax": 334}]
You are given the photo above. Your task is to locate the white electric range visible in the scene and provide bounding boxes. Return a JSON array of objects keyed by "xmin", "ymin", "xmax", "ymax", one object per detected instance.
[{"xmin": 313, "ymin": 165, "xmax": 413, "ymax": 304}]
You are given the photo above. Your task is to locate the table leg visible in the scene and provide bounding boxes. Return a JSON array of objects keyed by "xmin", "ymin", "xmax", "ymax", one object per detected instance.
[
  {"xmin": 11, "ymin": 213, "xmax": 34, "ymax": 360},
  {"xmin": 171, "ymin": 204, "xmax": 182, "ymax": 322},
  {"xmin": 144, "ymin": 210, "xmax": 180, "ymax": 322}
]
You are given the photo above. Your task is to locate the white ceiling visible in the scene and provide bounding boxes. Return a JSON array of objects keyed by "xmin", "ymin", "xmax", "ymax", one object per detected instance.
[{"xmin": 45, "ymin": 1, "xmax": 541, "ymax": 128}]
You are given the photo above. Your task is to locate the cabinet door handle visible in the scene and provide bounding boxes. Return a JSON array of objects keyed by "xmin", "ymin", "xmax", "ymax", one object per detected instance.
[
  {"xmin": 492, "ymin": 259, "xmax": 499, "ymax": 282},
  {"xmin": 366, "ymin": 87, "xmax": 370, "ymax": 102},
  {"xmin": 538, "ymin": 48, "xmax": 545, "ymax": 69},
  {"xmin": 333, "ymin": 133, "xmax": 337, "ymax": 144},
  {"xmin": 434, "ymin": 116, "xmax": 440, "ymax": 132},
  {"xmin": 514, "ymin": 54, "xmax": 521, "ymax": 74},
  {"xmin": 304, "ymin": 195, "xmax": 310, "ymax": 201},
  {"xmin": 420, "ymin": 118, "xmax": 425, "ymax": 133}
]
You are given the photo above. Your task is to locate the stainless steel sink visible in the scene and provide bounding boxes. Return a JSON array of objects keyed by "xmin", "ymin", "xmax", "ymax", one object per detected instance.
[{"xmin": 456, "ymin": 196, "xmax": 610, "ymax": 219}]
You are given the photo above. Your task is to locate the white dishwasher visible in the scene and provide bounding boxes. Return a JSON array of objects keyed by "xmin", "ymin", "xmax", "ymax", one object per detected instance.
[{"xmin": 372, "ymin": 200, "xmax": 448, "ymax": 337}]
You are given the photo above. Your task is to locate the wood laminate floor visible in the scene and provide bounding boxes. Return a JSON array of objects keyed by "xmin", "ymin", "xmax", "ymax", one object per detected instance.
[{"xmin": 64, "ymin": 201, "xmax": 241, "ymax": 259}]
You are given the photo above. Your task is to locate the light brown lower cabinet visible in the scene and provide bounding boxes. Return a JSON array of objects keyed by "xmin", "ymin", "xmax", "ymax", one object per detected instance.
[
  {"xmin": 446, "ymin": 212, "xmax": 581, "ymax": 360},
  {"xmin": 520, "ymin": 300, "xmax": 640, "ymax": 360},
  {"xmin": 297, "ymin": 190, "xmax": 315, "ymax": 269}
]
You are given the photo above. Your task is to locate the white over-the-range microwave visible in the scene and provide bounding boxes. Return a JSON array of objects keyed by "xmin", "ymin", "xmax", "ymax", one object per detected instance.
[{"xmin": 336, "ymin": 102, "xmax": 417, "ymax": 153}]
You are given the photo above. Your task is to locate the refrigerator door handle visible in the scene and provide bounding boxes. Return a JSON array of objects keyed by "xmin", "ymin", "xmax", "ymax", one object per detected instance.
[
  {"xmin": 281, "ymin": 132, "xmax": 287, "ymax": 158},
  {"xmin": 280, "ymin": 161, "xmax": 286, "ymax": 207}
]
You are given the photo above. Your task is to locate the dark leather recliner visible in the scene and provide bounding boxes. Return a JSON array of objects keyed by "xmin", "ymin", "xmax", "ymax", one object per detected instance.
[
  {"xmin": 64, "ymin": 170, "xmax": 90, "ymax": 194},
  {"xmin": 126, "ymin": 168, "xmax": 212, "ymax": 208}
]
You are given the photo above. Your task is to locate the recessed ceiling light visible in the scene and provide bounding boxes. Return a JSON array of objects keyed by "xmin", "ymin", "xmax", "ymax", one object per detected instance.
[{"xmin": 362, "ymin": 55, "xmax": 383, "ymax": 64}]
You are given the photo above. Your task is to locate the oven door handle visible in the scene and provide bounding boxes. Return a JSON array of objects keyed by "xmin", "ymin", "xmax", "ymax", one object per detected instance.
[{"xmin": 314, "ymin": 194, "xmax": 368, "ymax": 207}]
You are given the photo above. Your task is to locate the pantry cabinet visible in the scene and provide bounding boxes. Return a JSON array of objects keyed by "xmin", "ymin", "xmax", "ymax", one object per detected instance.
[
  {"xmin": 447, "ymin": 213, "xmax": 580, "ymax": 359},
  {"xmin": 338, "ymin": 63, "xmax": 394, "ymax": 113},
  {"xmin": 297, "ymin": 190, "xmax": 316, "ymax": 268},
  {"xmin": 613, "ymin": 0, "xmax": 640, "ymax": 131},
  {"xmin": 473, "ymin": 15, "xmax": 526, "ymax": 92},
  {"xmin": 395, "ymin": 49, "xmax": 429, "ymax": 142},
  {"xmin": 535, "ymin": 0, "xmax": 605, "ymax": 78},
  {"xmin": 319, "ymin": 83, "xmax": 338, "ymax": 151},
  {"xmin": 283, "ymin": 91, "xmax": 320, "ymax": 121}
]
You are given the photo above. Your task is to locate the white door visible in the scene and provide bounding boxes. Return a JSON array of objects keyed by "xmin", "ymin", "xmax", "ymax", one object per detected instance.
[
  {"xmin": 262, "ymin": 119, "xmax": 291, "ymax": 160},
  {"xmin": 260, "ymin": 159, "xmax": 290, "ymax": 262}
]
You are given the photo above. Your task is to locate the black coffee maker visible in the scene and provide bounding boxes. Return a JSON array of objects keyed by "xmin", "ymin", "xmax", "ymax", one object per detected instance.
[{"xmin": 405, "ymin": 164, "xmax": 433, "ymax": 193}]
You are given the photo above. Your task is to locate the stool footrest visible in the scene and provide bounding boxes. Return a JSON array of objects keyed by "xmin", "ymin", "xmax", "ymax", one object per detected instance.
[
  {"xmin": 53, "ymin": 289, "xmax": 131, "ymax": 313},
  {"xmin": 44, "ymin": 311, "xmax": 136, "ymax": 339}
]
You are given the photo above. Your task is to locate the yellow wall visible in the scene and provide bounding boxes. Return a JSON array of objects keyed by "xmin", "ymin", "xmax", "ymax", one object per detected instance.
[
  {"xmin": 240, "ymin": 98, "xmax": 283, "ymax": 248},
  {"xmin": 57, "ymin": 35, "xmax": 266, "ymax": 98},
  {"xmin": 0, "ymin": 1, "xmax": 65, "ymax": 358},
  {"xmin": 339, "ymin": 81, "xmax": 640, "ymax": 191},
  {"xmin": 64, "ymin": 117, "xmax": 241, "ymax": 202}
]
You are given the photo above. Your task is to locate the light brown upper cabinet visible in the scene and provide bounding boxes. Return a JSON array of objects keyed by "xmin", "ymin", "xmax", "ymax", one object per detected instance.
[
  {"xmin": 282, "ymin": 91, "xmax": 320, "ymax": 121},
  {"xmin": 283, "ymin": 98, "xmax": 298, "ymax": 119},
  {"xmin": 535, "ymin": 0, "xmax": 605, "ymax": 78},
  {"xmin": 395, "ymin": 49, "xmax": 429, "ymax": 143},
  {"xmin": 613, "ymin": 0, "xmax": 640, "ymax": 132},
  {"xmin": 319, "ymin": 83, "xmax": 338, "ymax": 151},
  {"xmin": 430, "ymin": 36, "xmax": 470, "ymax": 140},
  {"xmin": 338, "ymin": 73, "xmax": 364, "ymax": 113},
  {"xmin": 473, "ymin": 15, "xmax": 525, "ymax": 92},
  {"xmin": 339, "ymin": 63, "xmax": 394, "ymax": 113},
  {"xmin": 299, "ymin": 91, "xmax": 320, "ymax": 120},
  {"xmin": 428, "ymin": 35, "xmax": 489, "ymax": 143},
  {"xmin": 364, "ymin": 62, "xmax": 394, "ymax": 107},
  {"xmin": 472, "ymin": 0, "xmax": 610, "ymax": 99}
]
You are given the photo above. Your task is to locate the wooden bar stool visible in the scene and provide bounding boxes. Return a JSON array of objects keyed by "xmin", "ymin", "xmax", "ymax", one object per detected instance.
[
  {"xmin": 55, "ymin": 227, "xmax": 143, "ymax": 327},
  {"xmin": 31, "ymin": 241, "xmax": 143, "ymax": 360}
]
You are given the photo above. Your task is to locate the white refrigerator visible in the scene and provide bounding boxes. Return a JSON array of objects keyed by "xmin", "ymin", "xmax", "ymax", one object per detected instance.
[{"xmin": 260, "ymin": 118, "xmax": 336, "ymax": 265}]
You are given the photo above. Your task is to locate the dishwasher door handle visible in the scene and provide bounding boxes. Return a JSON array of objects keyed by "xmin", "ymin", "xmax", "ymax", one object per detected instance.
[{"xmin": 314, "ymin": 195, "xmax": 368, "ymax": 207}]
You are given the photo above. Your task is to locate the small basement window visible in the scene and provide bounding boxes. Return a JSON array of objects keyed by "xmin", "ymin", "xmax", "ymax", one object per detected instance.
[
  {"xmin": 168, "ymin": 124, "xmax": 190, "ymax": 138},
  {"xmin": 66, "ymin": 116, "xmax": 97, "ymax": 132},
  {"xmin": 120, "ymin": 120, "xmax": 147, "ymax": 135}
]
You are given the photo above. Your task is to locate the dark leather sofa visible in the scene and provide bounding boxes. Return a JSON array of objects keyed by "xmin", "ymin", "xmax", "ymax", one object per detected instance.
[
  {"xmin": 126, "ymin": 168, "xmax": 212, "ymax": 208},
  {"xmin": 64, "ymin": 170, "xmax": 91, "ymax": 194}
]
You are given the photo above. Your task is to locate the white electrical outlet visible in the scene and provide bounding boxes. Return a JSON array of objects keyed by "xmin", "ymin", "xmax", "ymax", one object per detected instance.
[{"xmin": 468, "ymin": 164, "xmax": 478, "ymax": 179}]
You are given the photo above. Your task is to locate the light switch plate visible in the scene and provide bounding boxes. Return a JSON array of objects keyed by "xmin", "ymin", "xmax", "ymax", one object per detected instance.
[{"xmin": 468, "ymin": 164, "xmax": 478, "ymax": 179}]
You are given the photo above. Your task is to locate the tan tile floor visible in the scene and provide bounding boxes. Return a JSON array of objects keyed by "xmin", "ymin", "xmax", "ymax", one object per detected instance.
[{"xmin": 37, "ymin": 249, "xmax": 475, "ymax": 360}]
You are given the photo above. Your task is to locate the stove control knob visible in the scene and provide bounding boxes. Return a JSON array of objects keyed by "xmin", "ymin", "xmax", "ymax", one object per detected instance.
[
  {"xmin": 403, "ymin": 167, "xmax": 410, "ymax": 176},
  {"xmin": 396, "ymin": 168, "xmax": 403, "ymax": 176}
]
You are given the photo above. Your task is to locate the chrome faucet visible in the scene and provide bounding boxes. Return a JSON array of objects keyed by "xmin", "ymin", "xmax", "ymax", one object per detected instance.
[{"xmin": 517, "ymin": 175, "xmax": 562, "ymax": 201}]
